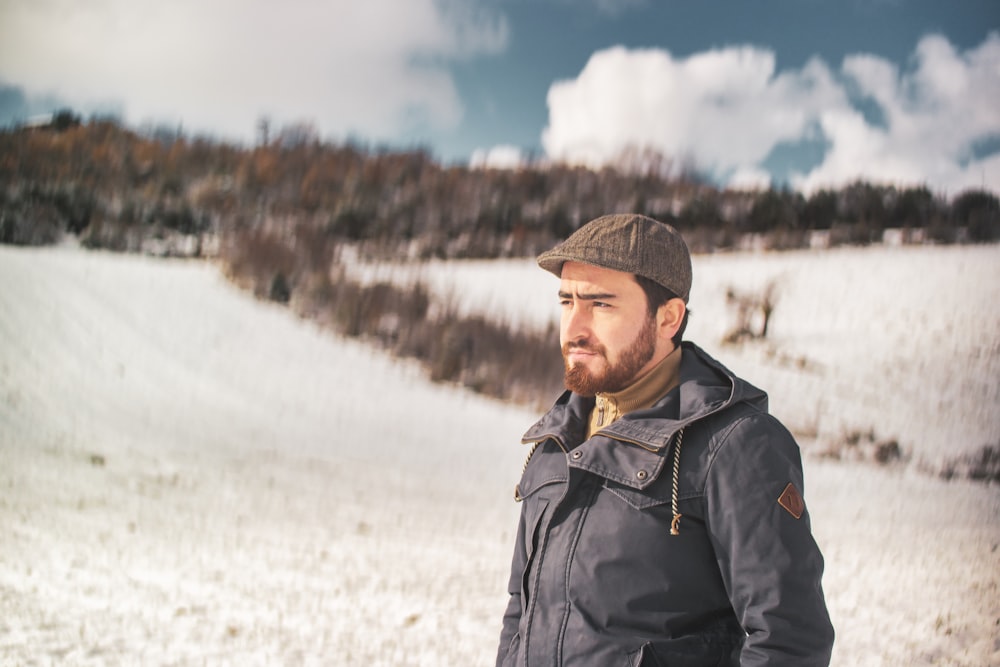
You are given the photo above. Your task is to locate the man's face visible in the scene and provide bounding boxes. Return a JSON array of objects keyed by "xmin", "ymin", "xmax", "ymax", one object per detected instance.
[{"xmin": 559, "ymin": 262, "xmax": 659, "ymax": 396}]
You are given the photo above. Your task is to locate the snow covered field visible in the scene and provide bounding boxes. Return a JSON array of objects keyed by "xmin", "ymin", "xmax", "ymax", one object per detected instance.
[
  {"xmin": 349, "ymin": 244, "xmax": 1000, "ymax": 469},
  {"xmin": 1, "ymin": 243, "xmax": 998, "ymax": 666}
]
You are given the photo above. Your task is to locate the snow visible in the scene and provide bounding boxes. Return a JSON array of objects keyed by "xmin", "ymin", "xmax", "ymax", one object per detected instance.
[
  {"xmin": 348, "ymin": 244, "xmax": 1000, "ymax": 467},
  {"xmin": 1, "ymin": 243, "xmax": 998, "ymax": 666}
]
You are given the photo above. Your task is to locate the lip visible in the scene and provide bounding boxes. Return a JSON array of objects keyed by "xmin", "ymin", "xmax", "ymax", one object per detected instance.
[{"xmin": 565, "ymin": 349, "xmax": 598, "ymax": 362}]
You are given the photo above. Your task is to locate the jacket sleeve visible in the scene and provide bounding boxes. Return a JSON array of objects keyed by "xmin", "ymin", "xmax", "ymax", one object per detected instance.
[
  {"xmin": 495, "ymin": 507, "xmax": 527, "ymax": 667},
  {"xmin": 704, "ymin": 412, "xmax": 835, "ymax": 666}
]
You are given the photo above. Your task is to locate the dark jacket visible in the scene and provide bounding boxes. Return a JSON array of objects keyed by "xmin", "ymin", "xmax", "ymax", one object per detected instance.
[{"xmin": 496, "ymin": 342, "xmax": 834, "ymax": 667}]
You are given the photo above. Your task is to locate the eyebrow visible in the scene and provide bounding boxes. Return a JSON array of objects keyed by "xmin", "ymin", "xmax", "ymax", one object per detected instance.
[{"xmin": 558, "ymin": 290, "xmax": 618, "ymax": 301}]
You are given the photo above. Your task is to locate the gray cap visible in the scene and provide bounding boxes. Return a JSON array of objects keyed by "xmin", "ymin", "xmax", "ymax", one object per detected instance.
[{"xmin": 537, "ymin": 213, "xmax": 692, "ymax": 302}]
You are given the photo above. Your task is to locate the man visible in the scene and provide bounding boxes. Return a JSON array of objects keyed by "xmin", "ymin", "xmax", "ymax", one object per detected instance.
[{"xmin": 496, "ymin": 214, "xmax": 834, "ymax": 666}]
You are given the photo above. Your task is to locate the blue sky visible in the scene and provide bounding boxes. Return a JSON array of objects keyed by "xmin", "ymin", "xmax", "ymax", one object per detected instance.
[{"xmin": 1, "ymin": 0, "xmax": 998, "ymax": 195}]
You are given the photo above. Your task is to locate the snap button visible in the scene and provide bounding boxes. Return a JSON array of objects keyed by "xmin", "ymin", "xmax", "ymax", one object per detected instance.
[
  {"xmin": 571, "ymin": 450, "xmax": 583, "ymax": 460},
  {"xmin": 636, "ymin": 470, "xmax": 648, "ymax": 480}
]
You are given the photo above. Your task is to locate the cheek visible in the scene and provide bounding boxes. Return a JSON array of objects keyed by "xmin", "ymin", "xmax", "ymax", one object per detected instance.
[{"xmin": 594, "ymin": 323, "xmax": 630, "ymax": 353}]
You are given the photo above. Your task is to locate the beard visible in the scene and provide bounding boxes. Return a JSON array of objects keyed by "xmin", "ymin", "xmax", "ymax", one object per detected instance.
[{"xmin": 563, "ymin": 315, "xmax": 658, "ymax": 397}]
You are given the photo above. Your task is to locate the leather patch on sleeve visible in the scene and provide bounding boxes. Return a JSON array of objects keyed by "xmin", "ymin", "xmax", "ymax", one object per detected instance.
[{"xmin": 777, "ymin": 482, "xmax": 805, "ymax": 519}]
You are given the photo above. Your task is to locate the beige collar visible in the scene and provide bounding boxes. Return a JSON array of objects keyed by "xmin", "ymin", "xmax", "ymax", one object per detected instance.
[{"xmin": 588, "ymin": 345, "xmax": 682, "ymax": 438}]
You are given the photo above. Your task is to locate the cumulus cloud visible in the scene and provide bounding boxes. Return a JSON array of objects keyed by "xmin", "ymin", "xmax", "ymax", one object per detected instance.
[
  {"xmin": 796, "ymin": 33, "xmax": 1000, "ymax": 195},
  {"xmin": 0, "ymin": 0, "xmax": 508, "ymax": 144},
  {"xmin": 542, "ymin": 33, "xmax": 1000, "ymax": 195}
]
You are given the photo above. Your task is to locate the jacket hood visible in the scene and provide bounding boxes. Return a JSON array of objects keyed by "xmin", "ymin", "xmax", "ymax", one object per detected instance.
[{"xmin": 522, "ymin": 342, "xmax": 768, "ymax": 452}]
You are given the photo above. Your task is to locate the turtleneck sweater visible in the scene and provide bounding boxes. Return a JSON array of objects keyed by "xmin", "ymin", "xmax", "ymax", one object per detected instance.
[{"xmin": 587, "ymin": 345, "xmax": 683, "ymax": 439}]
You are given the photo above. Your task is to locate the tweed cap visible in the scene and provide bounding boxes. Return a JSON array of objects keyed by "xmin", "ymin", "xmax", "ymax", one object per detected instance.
[{"xmin": 537, "ymin": 213, "xmax": 692, "ymax": 302}]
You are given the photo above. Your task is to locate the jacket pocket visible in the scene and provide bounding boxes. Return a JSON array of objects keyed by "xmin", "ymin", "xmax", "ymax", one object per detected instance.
[
  {"xmin": 523, "ymin": 497, "xmax": 549, "ymax": 564},
  {"xmin": 625, "ymin": 637, "xmax": 740, "ymax": 667},
  {"xmin": 499, "ymin": 633, "xmax": 520, "ymax": 667},
  {"xmin": 604, "ymin": 480, "xmax": 672, "ymax": 510},
  {"xmin": 625, "ymin": 642, "xmax": 663, "ymax": 667},
  {"xmin": 515, "ymin": 489, "xmax": 552, "ymax": 613},
  {"xmin": 603, "ymin": 477, "xmax": 704, "ymax": 530}
]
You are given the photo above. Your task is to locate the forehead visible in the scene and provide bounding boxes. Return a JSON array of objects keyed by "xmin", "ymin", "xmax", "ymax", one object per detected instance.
[{"xmin": 559, "ymin": 261, "xmax": 640, "ymax": 293}]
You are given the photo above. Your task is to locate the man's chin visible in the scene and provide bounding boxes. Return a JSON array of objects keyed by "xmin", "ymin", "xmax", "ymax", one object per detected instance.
[{"xmin": 564, "ymin": 364, "xmax": 602, "ymax": 397}]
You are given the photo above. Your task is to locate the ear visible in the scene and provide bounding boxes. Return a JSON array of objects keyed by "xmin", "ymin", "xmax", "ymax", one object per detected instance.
[{"xmin": 656, "ymin": 298, "xmax": 686, "ymax": 343}]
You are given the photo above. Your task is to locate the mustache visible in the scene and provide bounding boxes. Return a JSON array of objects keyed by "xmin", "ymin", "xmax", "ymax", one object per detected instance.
[{"xmin": 562, "ymin": 340, "xmax": 605, "ymax": 356}]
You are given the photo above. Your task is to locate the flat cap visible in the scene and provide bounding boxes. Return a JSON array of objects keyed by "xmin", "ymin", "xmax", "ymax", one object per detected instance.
[{"xmin": 537, "ymin": 213, "xmax": 692, "ymax": 302}]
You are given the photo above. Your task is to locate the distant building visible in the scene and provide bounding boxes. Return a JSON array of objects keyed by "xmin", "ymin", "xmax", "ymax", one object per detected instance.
[{"xmin": 21, "ymin": 113, "xmax": 55, "ymax": 130}]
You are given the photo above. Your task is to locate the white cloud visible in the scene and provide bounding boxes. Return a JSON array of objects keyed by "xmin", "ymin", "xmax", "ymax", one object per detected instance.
[
  {"xmin": 0, "ymin": 0, "xmax": 508, "ymax": 143},
  {"xmin": 793, "ymin": 33, "xmax": 1000, "ymax": 195},
  {"xmin": 727, "ymin": 165, "xmax": 774, "ymax": 192},
  {"xmin": 542, "ymin": 45, "xmax": 847, "ymax": 183},
  {"xmin": 542, "ymin": 33, "xmax": 1000, "ymax": 195}
]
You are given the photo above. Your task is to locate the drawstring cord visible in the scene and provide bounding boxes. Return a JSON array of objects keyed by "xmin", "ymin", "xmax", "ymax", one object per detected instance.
[{"xmin": 670, "ymin": 428, "xmax": 685, "ymax": 536}]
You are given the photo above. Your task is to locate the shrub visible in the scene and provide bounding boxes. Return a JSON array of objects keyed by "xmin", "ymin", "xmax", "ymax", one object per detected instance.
[
  {"xmin": 817, "ymin": 429, "xmax": 905, "ymax": 465},
  {"xmin": 219, "ymin": 229, "xmax": 297, "ymax": 299},
  {"xmin": 722, "ymin": 281, "xmax": 777, "ymax": 344},
  {"xmin": 284, "ymin": 267, "xmax": 564, "ymax": 408},
  {"xmin": 269, "ymin": 273, "xmax": 291, "ymax": 303},
  {"xmin": 940, "ymin": 444, "xmax": 1000, "ymax": 483}
]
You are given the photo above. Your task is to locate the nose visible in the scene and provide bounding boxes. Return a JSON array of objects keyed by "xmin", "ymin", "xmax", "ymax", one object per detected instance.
[{"xmin": 561, "ymin": 302, "xmax": 590, "ymax": 346}]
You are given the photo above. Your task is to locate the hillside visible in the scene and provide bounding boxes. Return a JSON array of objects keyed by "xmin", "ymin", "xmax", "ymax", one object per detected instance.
[
  {"xmin": 346, "ymin": 242, "xmax": 1000, "ymax": 473},
  {"xmin": 1, "ymin": 244, "xmax": 998, "ymax": 666}
]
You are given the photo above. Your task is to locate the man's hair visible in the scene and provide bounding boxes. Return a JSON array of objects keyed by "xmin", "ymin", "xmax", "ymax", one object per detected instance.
[{"xmin": 634, "ymin": 274, "xmax": 690, "ymax": 347}]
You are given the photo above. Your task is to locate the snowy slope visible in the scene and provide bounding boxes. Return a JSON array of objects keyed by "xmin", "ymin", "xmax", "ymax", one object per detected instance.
[
  {"xmin": 349, "ymin": 244, "xmax": 1000, "ymax": 468},
  {"xmin": 0, "ymin": 244, "xmax": 530, "ymax": 665},
  {"xmin": 1, "ymin": 244, "xmax": 998, "ymax": 666}
]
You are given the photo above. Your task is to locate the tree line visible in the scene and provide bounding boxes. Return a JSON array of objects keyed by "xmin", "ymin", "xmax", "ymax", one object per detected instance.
[{"xmin": 2, "ymin": 112, "xmax": 998, "ymax": 259}]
